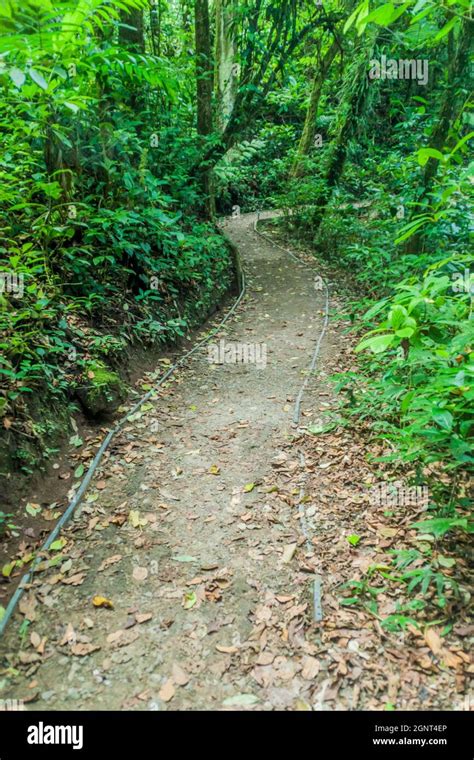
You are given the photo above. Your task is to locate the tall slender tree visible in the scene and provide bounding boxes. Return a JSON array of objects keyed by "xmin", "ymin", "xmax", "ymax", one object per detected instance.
[
  {"xmin": 195, "ymin": 0, "xmax": 215, "ymax": 216},
  {"xmin": 290, "ymin": 39, "xmax": 339, "ymax": 178},
  {"xmin": 403, "ymin": 14, "xmax": 472, "ymax": 254},
  {"xmin": 215, "ymin": 0, "xmax": 238, "ymax": 133},
  {"xmin": 304, "ymin": 29, "xmax": 381, "ymax": 233},
  {"xmin": 119, "ymin": 6, "xmax": 145, "ymax": 52}
]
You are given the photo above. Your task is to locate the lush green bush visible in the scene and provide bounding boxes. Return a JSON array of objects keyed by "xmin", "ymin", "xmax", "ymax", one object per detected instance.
[
  {"xmin": 353, "ymin": 258, "xmax": 473, "ymax": 475},
  {"xmin": 0, "ymin": 0, "xmax": 233, "ymax": 475}
]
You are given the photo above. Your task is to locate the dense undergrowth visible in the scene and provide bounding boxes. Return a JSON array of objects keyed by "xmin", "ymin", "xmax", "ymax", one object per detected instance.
[{"xmin": 0, "ymin": 1, "xmax": 234, "ymax": 484}]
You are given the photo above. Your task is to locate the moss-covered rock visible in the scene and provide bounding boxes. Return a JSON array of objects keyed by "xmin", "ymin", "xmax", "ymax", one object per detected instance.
[{"xmin": 76, "ymin": 361, "xmax": 127, "ymax": 418}]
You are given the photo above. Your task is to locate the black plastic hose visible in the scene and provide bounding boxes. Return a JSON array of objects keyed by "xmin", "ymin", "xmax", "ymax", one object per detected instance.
[{"xmin": 0, "ymin": 234, "xmax": 246, "ymax": 638}]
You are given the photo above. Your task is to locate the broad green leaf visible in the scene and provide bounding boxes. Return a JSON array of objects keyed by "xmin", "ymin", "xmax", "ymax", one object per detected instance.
[
  {"xmin": 416, "ymin": 148, "xmax": 445, "ymax": 167},
  {"xmin": 412, "ymin": 0, "xmax": 429, "ymax": 13},
  {"xmin": 9, "ymin": 67, "xmax": 25, "ymax": 87},
  {"xmin": 355, "ymin": 0, "xmax": 370, "ymax": 35},
  {"xmin": 413, "ymin": 518, "xmax": 469, "ymax": 538},
  {"xmin": 432, "ymin": 410, "xmax": 453, "ymax": 431},
  {"xmin": 347, "ymin": 534, "xmax": 361, "ymax": 546},
  {"xmin": 381, "ymin": 615, "xmax": 419, "ymax": 632},
  {"xmin": 363, "ymin": 3, "xmax": 394, "ymax": 26},
  {"xmin": 0, "ymin": 0, "xmax": 12, "ymax": 18},
  {"xmin": 389, "ymin": 305, "xmax": 408, "ymax": 330},
  {"xmin": 343, "ymin": 2, "xmax": 364, "ymax": 33},
  {"xmin": 434, "ymin": 15, "xmax": 459, "ymax": 42},
  {"xmin": 395, "ymin": 327, "xmax": 414, "ymax": 338},
  {"xmin": 389, "ymin": 0, "xmax": 411, "ymax": 23},
  {"xmin": 356, "ymin": 334, "xmax": 395, "ymax": 354},
  {"xmin": 450, "ymin": 131, "xmax": 474, "ymax": 157},
  {"xmin": 363, "ymin": 299, "xmax": 389, "ymax": 321},
  {"xmin": 29, "ymin": 69, "xmax": 48, "ymax": 90},
  {"xmin": 395, "ymin": 219, "xmax": 428, "ymax": 244}
]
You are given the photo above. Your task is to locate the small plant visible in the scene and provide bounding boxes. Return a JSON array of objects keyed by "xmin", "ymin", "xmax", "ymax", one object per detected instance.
[
  {"xmin": 346, "ymin": 534, "xmax": 361, "ymax": 546},
  {"xmin": 339, "ymin": 579, "xmax": 386, "ymax": 616},
  {"xmin": 380, "ymin": 615, "xmax": 419, "ymax": 633},
  {"xmin": 0, "ymin": 511, "xmax": 16, "ymax": 536}
]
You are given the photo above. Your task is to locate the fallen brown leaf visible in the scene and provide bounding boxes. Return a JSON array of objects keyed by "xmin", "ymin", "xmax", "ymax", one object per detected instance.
[
  {"xmin": 159, "ymin": 679, "xmax": 175, "ymax": 702},
  {"xmin": 98, "ymin": 555, "xmax": 122, "ymax": 572},
  {"xmin": 172, "ymin": 663, "xmax": 189, "ymax": 686},
  {"xmin": 71, "ymin": 643, "xmax": 100, "ymax": 656},
  {"xmin": 425, "ymin": 628, "xmax": 442, "ymax": 655}
]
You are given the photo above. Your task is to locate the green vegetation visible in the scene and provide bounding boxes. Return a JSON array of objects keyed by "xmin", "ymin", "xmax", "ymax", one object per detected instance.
[
  {"xmin": 0, "ymin": 0, "xmax": 236, "ymax": 475},
  {"xmin": 266, "ymin": 0, "xmax": 473, "ymax": 624},
  {"xmin": 0, "ymin": 0, "xmax": 472, "ymax": 628}
]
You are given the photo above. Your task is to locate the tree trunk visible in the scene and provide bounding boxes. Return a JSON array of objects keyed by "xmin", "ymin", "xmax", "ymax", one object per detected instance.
[
  {"xmin": 191, "ymin": 8, "xmax": 322, "ymax": 179},
  {"xmin": 404, "ymin": 16, "xmax": 472, "ymax": 253},
  {"xmin": 195, "ymin": 0, "xmax": 215, "ymax": 216},
  {"xmin": 215, "ymin": 0, "xmax": 238, "ymax": 133},
  {"xmin": 290, "ymin": 41, "xmax": 338, "ymax": 178},
  {"xmin": 150, "ymin": 2, "xmax": 161, "ymax": 56},
  {"xmin": 310, "ymin": 32, "xmax": 380, "ymax": 233},
  {"xmin": 119, "ymin": 7, "xmax": 145, "ymax": 52},
  {"xmin": 422, "ymin": 18, "xmax": 471, "ymax": 193}
]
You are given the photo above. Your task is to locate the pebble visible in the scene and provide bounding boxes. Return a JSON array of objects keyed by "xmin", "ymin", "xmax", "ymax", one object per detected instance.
[{"xmin": 41, "ymin": 690, "xmax": 56, "ymax": 702}]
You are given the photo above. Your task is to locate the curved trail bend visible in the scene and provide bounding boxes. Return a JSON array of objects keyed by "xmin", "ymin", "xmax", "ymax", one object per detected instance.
[{"xmin": 2, "ymin": 212, "xmax": 340, "ymax": 710}]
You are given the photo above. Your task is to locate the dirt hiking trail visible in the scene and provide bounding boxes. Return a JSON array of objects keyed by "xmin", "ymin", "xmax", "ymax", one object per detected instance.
[{"xmin": 1, "ymin": 213, "xmax": 464, "ymax": 712}]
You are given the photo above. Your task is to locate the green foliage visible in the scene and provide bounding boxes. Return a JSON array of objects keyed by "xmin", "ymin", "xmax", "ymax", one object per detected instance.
[
  {"xmin": 276, "ymin": 0, "xmax": 472, "ymax": 626},
  {"xmin": 0, "ymin": 0, "xmax": 471, "ymax": 639},
  {"xmin": 354, "ymin": 260, "xmax": 473, "ymax": 472},
  {"xmin": 0, "ymin": 0, "xmax": 233, "ymax": 466},
  {"xmin": 0, "ymin": 511, "xmax": 15, "ymax": 536}
]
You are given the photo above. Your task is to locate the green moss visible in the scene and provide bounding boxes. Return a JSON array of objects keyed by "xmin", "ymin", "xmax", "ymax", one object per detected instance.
[{"xmin": 77, "ymin": 361, "xmax": 127, "ymax": 417}]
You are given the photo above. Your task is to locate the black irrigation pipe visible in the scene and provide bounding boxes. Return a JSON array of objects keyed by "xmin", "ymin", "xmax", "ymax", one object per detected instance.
[
  {"xmin": 1, "ymin": 211, "xmax": 329, "ymax": 637},
  {"xmin": 253, "ymin": 211, "xmax": 330, "ymax": 622},
  {"xmin": 0, "ymin": 230, "xmax": 246, "ymax": 639}
]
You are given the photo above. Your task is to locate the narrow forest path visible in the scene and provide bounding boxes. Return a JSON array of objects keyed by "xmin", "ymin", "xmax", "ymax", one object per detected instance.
[{"xmin": 1, "ymin": 213, "xmax": 462, "ymax": 712}]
